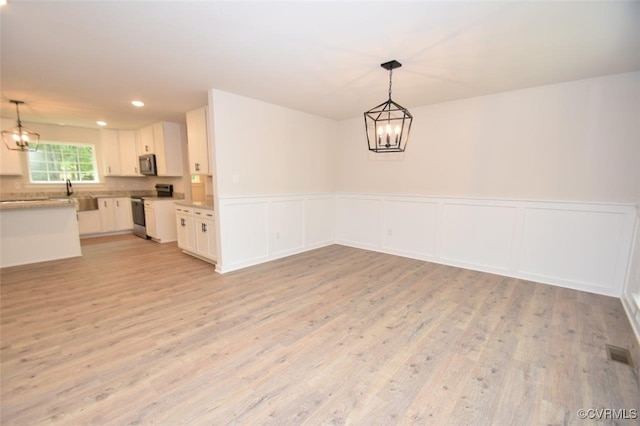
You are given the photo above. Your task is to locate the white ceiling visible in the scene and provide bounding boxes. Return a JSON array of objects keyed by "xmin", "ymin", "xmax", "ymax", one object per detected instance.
[{"xmin": 1, "ymin": 1, "xmax": 639, "ymax": 130}]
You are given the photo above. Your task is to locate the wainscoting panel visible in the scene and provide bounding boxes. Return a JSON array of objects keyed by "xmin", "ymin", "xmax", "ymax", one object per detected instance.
[
  {"xmin": 335, "ymin": 194, "xmax": 636, "ymax": 297},
  {"xmin": 269, "ymin": 199, "xmax": 305, "ymax": 258},
  {"xmin": 440, "ymin": 202, "xmax": 517, "ymax": 271},
  {"xmin": 382, "ymin": 199, "xmax": 438, "ymax": 258},
  {"xmin": 217, "ymin": 194, "xmax": 335, "ymax": 273},
  {"xmin": 335, "ymin": 195, "xmax": 383, "ymax": 249},
  {"xmin": 519, "ymin": 207, "xmax": 629, "ymax": 293},
  {"xmin": 305, "ymin": 197, "xmax": 334, "ymax": 248},
  {"xmin": 218, "ymin": 200, "xmax": 269, "ymax": 271}
]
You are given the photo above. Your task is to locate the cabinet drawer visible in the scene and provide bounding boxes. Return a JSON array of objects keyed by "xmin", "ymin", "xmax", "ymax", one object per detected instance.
[
  {"xmin": 175, "ymin": 206, "xmax": 194, "ymax": 215},
  {"xmin": 193, "ymin": 208, "xmax": 214, "ymax": 219}
]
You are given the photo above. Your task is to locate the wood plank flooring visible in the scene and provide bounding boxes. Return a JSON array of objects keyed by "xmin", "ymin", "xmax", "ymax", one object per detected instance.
[{"xmin": 1, "ymin": 235, "xmax": 639, "ymax": 425}]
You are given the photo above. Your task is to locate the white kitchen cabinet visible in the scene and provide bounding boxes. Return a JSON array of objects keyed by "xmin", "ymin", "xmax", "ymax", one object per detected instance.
[
  {"xmin": 144, "ymin": 199, "xmax": 177, "ymax": 243},
  {"xmin": 0, "ymin": 118, "xmax": 24, "ymax": 176},
  {"xmin": 194, "ymin": 207, "xmax": 216, "ymax": 261},
  {"xmin": 0, "ymin": 144, "xmax": 24, "ymax": 175},
  {"xmin": 186, "ymin": 106, "xmax": 210, "ymax": 175},
  {"xmin": 118, "ymin": 130, "xmax": 142, "ymax": 177},
  {"xmin": 98, "ymin": 197, "xmax": 133, "ymax": 232},
  {"xmin": 153, "ymin": 122, "xmax": 185, "ymax": 177},
  {"xmin": 77, "ymin": 210, "xmax": 102, "ymax": 235},
  {"xmin": 174, "ymin": 204, "xmax": 216, "ymax": 263},
  {"xmin": 175, "ymin": 206, "xmax": 195, "ymax": 253},
  {"xmin": 100, "ymin": 129, "xmax": 121, "ymax": 176},
  {"xmin": 138, "ymin": 125, "xmax": 155, "ymax": 154}
]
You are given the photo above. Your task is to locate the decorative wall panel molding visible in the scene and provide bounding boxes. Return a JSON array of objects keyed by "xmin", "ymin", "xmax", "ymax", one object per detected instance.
[
  {"xmin": 335, "ymin": 194, "xmax": 636, "ymax": 297},
  {"xmin": 217, "ymin": 194, "xmax": 334, "ymax": 273}
]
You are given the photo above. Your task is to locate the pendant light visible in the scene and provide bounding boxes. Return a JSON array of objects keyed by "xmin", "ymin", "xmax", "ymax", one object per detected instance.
[
  {"xmin": 2, "ymin": 100, "xmax": 40, "ymax": 152},
  {"xmin": 364, "ymin": 60, "xmax": 413, "ymax": 153}
]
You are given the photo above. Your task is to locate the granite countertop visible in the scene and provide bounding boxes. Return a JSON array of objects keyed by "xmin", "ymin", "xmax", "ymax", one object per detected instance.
[
  {"xmin": 0, "ymin": 198, "xmax": 76, "ymax": 210},
  {"xmin": 143, "ymin": 196, "xmax": 186, "ymax": 201},
  {"xmin": 174, "ymin": 200, "xmax": 214, "ymax": 210}
]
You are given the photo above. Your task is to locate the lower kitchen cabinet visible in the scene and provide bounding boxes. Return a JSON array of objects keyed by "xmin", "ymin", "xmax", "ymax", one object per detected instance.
[
  {"xmin": 175, "ymin": 205, "xmax": 216, "ymax": 263},
  {"xmin": 175, "ymin": 206, "xmax": 195, "ymax": 252},
  {"xmin": 194, "ymin": 208, "xmax": 216, "ymax": 261},
  {"xmin": 98, "ymin": 197, "xmax": 133, "ymax": 232},
  {"xmin": 79, "ymin": 197, "xmax": 132, "ymax": 237},
  {"xmin": 77, "ymin": 210, "xmax": 102, "ymax": 235},
  {"xmin": 144, "ymin": 199, "xmax": 177, "ymax": 242}
]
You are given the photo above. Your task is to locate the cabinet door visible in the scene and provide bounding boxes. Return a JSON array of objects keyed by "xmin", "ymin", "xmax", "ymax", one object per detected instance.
[
  {"xmin": 101, "ymin": 129, "xmax": 121, "ymax": 176},
  {"xmin": 194, "ymin": 209, "xmax": 216, "ymax": 260},
  {"xmin": 153, "ymin": 122, "xmax": 184, "ymax": 177},
  {"xmin": 0, "ymin": 144, "xmax": 24, "ymax": 175},
  {"xmin": 77, "ymin": 210, "xmax": 102, "ymax": 235},
  {"xmin": 119, "ymin": 130, "xmax": 142, "ymax": 176},
  {"xmin": 144, "ymin": 204, "xmax": 157, "ymax": 238},
  {"xmin": 186, "ymin": 106, "xmax": 210, "ymax": 175},
  {"xmin": 113, "ymin": 197, "xmax": 133, "ymax": 231},
  {"xmin": 138, "ymin": 125, "xmax": 155, "ymax": 154},
  {"xmin": 98, "ymin": 198, "xmax": 116, "ymax": 232},
  {"xmin": 0, "ymin": 118, "xmax": 24, "ymax": 175},
  {"xmin": 176, "ymin": 213, "xmax": 195, "ymax": 252}
]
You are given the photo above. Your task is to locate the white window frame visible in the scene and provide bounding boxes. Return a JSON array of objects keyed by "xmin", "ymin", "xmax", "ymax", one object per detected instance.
[{"xmin": 27, "ymin": 141, "xmax": 100, "ymax": 184}]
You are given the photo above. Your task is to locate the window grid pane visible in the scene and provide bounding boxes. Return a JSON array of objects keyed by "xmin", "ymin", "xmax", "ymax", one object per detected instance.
[{"xmin": 28, "ymin": 142, "xmax": 99, "ymax": 183}]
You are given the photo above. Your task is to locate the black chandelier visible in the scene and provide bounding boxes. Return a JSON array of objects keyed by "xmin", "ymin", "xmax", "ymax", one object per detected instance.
[
  {"xmin": 2, "ymin": 100, "xmax": 40, "ymax": 152},
  {"xmin": 364, "ymin": 60, "xmax": 413, "ymax": 153}
]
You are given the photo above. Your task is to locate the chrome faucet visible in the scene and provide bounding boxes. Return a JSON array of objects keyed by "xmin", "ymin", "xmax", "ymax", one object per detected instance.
[{"xmin": 65, "ymin": 179, "xmax": 73, "ymax": 196}]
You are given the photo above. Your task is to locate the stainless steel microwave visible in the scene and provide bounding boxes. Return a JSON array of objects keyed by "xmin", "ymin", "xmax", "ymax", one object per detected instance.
[{"xmin": 139, "ymin": 154, "xmax": 157, "ymax": 176}]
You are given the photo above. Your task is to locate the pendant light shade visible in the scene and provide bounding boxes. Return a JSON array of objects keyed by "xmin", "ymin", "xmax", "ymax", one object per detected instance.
[
  {"xmin": 2, "ymin": 100, "xmax": 40, "ymax": 152},
  {"xmin": 364, "ymin": 60, "xmax": 413, "ymax": 153}
]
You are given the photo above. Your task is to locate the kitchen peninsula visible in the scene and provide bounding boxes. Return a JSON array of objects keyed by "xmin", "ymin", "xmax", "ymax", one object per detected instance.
[{"xmin": 0, "ymin": 199, "xmax": 81, "ymax": 268}]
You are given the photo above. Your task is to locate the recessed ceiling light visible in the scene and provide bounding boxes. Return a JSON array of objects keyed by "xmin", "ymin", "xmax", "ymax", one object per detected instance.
[
  {"xmin": 97, "ymin": 121, "xmax": 107, "ymax": 126},
  {"xmin": 131, "ymin": 100, "xmax": 144, "ymax": 107}
]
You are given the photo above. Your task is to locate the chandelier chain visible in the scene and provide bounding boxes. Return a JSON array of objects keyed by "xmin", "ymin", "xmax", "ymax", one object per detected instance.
[{"xmin": 388, "ymin": 68, "xmax": 393, "ymax": 100}]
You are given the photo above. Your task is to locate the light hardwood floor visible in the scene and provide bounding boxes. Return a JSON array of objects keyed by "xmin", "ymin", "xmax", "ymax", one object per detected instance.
[{"xmin": 1, "ymin": 235, "xmax": 639, "ymax": 425}]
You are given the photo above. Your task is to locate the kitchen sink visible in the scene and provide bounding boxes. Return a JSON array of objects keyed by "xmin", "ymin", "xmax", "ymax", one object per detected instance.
[{"xmin": 49, "ymin": 196, "xmax": 99, "ymax": 211}]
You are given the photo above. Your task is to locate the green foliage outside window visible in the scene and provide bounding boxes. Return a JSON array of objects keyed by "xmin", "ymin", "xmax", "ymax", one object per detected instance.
[{"xmin": 28, "ymin": 142, "xmax": 99, "ymax": 183}]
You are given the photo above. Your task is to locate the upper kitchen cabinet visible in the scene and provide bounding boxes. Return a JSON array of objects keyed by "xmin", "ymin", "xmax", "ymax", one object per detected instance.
[
  {"xmin": 100, "ymin": 129, "xmax": 122, "ymax": 176},
  {"xmin": 138, "ymin": 125, "xmax": 155, "ymax": 155},
  {"xmin": 0, "ymin": 145, "xmax": 24, "ymax": 176},
  {"xmin": 152, "ymin": 122, "xmax": 185, "ymax": 177},
  {"xmin": 118, "ymin": 130, "xmax": 143, "ymax": 177},
  {"xmin": 186, "ymin": 106, "xmax": 210, "ymax": 175}
]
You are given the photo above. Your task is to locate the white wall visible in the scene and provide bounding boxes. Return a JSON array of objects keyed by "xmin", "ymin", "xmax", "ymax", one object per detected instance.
[
  {"xmin": 210, "ymin": 89, "xmax": 335, "ymax": 197},
  {"xmin": 208, "ymin": 90, "xmax": 336, "ymax": 272},
  {"xmin": 622, "ymin": 213, "xmax": 640, "ymax": 340},
  {"xmin": 208, "ymin": 74, "xmax": 639, "ymax": 286},
  {"xmin": 336, "ymin": 72, "xmax": 640, "ymax": 203}
]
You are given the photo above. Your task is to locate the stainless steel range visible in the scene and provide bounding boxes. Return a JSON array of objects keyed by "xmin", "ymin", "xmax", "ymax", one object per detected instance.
[{"xmin": 131, "ymin": 184, "xmax": 174, "ymax": 239}]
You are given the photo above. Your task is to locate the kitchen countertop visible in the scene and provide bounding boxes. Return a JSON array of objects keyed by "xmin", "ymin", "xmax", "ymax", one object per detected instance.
[
  {"xmin": 174, "ymin": 200, "xmax": 214, "ymax": 210},
  {"xmin": 0, "ymin": 199, "xmax": 76, "ymax": 210}
]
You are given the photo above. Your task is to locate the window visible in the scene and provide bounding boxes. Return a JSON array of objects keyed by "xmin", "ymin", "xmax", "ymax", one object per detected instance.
[{"xmin": 28, "ymin": 142, "xmax": 99, "ymax": 183}]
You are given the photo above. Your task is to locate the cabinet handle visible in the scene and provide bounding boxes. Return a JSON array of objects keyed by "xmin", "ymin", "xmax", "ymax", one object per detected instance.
[
  {"xmin": 108, "ymin": 166, "xmax": 111, "ymax": 173},
  {"xmin": 135, "ymin": 167, "xmax": 138, "ymax": 174},
  {"xmin": 116, "ymin": 200, "xmax": 120, "ymax": 207},
  {"xmin": 202, "ymin": 223, "xmax": 207, "ymax": 232},
  {"xmin": 181, "ymin": 218, "xmax": 185, "ymax": 227},
  {"xmin": 104, "ymin": 201, "xmax": 107, "ymax": 207},
  {"xmin": 195, "ymin": 162, "xmax": 200, "ymax": 171}
]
